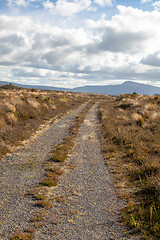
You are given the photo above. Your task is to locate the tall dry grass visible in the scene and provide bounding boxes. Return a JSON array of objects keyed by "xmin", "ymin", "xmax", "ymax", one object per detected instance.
[
  {"xmin": 99, "ymin": 94, "xmax": 160, "ymax": 239},
  {"xmin": 0, "ymin": 85, "xmax": 95, "ymax": 160}
]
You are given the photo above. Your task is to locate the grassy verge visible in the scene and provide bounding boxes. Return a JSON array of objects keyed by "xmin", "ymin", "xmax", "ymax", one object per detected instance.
[{"xmin": 98, "ymin": 94, "xmax": 160, "ymax": 239}]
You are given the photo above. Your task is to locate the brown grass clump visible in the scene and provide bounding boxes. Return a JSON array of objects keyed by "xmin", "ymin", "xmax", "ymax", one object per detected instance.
[
  {"xmin": 131, "ymin": 113, "xmax": 144, "ymax": 126},
  {"xmin": 49, "ymin": 144, "xmax": 71, "ymax": 163},
  {"xmin": 45, "ymin": 166, "xmax": 63, "ymax": 174},
  {"xmin": 27, "ymin": 189, "xmax": 47, "ymax": 201},
  {"xmin": 55, "ymin": 196, "xmax": 65, "ymax": 202},
  {"xmin": 150, "ymin": 112, "xmax": 160, "ymax": 121},
  {"xmin": 144, "ymin": 103, "xmax": 157, "ymax": 111},
  {"xmin": 40, "ymin": 171, "xmax": 59, "ymax": 187},
  {"xmin": 0, "ymin": 141, "xmax": 9, "ymax": 159},
  {"xmin": 31, "ymin": 212, "xmax": 44, "ymax": 223},
  {"xmin": 99, "ymin": 94, "xmax": 160, "ymax": 239},
  {"xmin": 35, "ymin": 200, "xmax": 52, "ymax": 208},
  {"xmin": 10, "ymin": 230, "xmax": 34, "ymax": 240}
]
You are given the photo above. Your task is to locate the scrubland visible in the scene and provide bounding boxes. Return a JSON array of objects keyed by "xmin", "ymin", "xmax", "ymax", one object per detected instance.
[
  {"xmin": 1, "ymin": 83, "xmax": 160, "ymax": 239},
  {"xmin": 0, "ymin": 85, "xmax": 93, "ymax": 160},
  {"xmin": 99, "ymin": 94, "xmax": 160, "ymax": 239}
]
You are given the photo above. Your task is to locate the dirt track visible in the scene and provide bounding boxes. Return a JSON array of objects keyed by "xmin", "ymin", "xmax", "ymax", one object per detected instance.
[
  {"xmin": 45, "ymin": 103, "xmax": 139, "ymax": 240},
  {"xmin": 0, "ymin": 103, "xmax": 139, "ymax": 239}
]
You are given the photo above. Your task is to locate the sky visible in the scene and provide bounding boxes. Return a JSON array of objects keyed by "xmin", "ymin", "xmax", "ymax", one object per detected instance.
[{"xmin": 0, "ymin": 0, "xmax": 160, "ymax": 88}]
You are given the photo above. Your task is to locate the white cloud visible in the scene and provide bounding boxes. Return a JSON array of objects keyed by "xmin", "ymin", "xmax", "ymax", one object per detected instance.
[
  {"xmin": 43, "ymin": 0, "xmax": 92, "ymax": 16},
  {"xmin": 86, "ymin": 5, "xmax": 160, "ymax": 57},
  {"xmin": 94, "ymin": 0, "xmax": 112, "ymax": 6},
  {"xmin": 8, "ymin": 0, "xmax": 27, "ymax": 7},
  {"xmin": 43, "ymin": 0, "xmax": 114, "ymax": 17},
  {"xmin": 43, "ymin": 0, "xmax": 54, "ymax": 11},
  {"xmin": 1, "ymin": 5, "xmax": 160, "ymax": 87},
  {"xmin": 7, "ymin": 0, "xmax": 114, "ymax": 17},
  {"xmin": 153, "ymin": 1, "xmax": 160, "ymax": 10}
]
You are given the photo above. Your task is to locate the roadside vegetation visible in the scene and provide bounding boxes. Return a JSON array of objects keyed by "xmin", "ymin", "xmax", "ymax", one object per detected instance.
[
  {"xmin": 0, "ymin": 84, "xmax": 93, "ymax": 160},
  {"xmin": 99, "ymin": 94, "xmax": 160, "ymax": 239}
]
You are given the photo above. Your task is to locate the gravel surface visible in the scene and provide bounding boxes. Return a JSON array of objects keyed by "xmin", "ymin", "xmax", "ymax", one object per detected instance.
[
  {"xmin": 45, "ymin": 103, "xmax": 140, "ymax": 240},
  {"xmin": 0, "ymin": 102, "xmax": 141, "ymax": 240},
  {"xmin": 0, "ymin": 103, "xmax": 88, "ymax": 239}
]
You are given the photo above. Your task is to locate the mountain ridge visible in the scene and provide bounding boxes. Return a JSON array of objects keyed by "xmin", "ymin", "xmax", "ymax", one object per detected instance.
[
  {"xmin": 0, "ymin": 80, "xmax": 160, "ymax": 95},
  {"xmin": 71, "ymin": 81, "xmax": 160, "ymax": 95}
]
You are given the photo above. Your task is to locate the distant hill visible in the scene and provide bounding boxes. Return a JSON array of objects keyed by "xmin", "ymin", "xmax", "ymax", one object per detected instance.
[
  {"xmin": 0, "ymin": 80, "xmax": 160, "ymax": 95},
  {"xmin": 72, "ymin": 81, "xmax": 160, "ymax": 95},
  {"xmin": 0, "ymin": 81, "xmax": 66, "ymax": 92}
]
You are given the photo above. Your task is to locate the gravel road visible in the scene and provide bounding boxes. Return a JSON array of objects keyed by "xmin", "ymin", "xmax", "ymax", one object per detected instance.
[
  {"xmin": 43, "ymin": 103, "xmax": 139, "ymax": 240},
  {"xmin": 0, "ymin": 103, "xmax": 88, "ymax": 239},
  {"xmin": 0, "ymin": 102, "xmax": 140, "ymax": 240}
]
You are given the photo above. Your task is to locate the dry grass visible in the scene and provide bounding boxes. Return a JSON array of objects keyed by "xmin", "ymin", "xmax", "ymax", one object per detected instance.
[
  {"xmin": 10, "ymin": 230, "xmax": 34, "ymax": 240},
  {"xmin": 40, "ymin": 170, "xmax": 59, "ymax": 187},
  {"xmin": 31, "ymin": 212, "xmax": 44, "ymax": 223},
  {"xmin": 35, "ymin": 200, "xmax": 52, "ymax": 208},
  {"xmin": 99, "ymin": 94, "xmax": 160, "ymax": 239},
  {"xmin": 55, "ymin": 196, "xmax": 65, "ymax": 202},
  {"xmin": 0, "ymin": 86, "xmax": 97, "ymax": 160}
]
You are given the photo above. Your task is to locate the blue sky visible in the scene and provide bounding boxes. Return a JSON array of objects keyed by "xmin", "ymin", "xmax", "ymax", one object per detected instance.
[{"xmin": 0, "ymin": 0, "xmax": 160, "ymax": 88}]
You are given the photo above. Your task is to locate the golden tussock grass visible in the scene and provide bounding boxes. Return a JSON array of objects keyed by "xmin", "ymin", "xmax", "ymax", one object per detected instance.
[{"xmin": 99, "ymin": 94, "xmax": 160, "ymax": 239}]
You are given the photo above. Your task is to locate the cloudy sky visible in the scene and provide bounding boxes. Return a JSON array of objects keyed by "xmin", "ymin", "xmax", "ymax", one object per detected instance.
[{"xmin": 0, "ymin": 0, "xmax": 160, "ymax": 88}]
